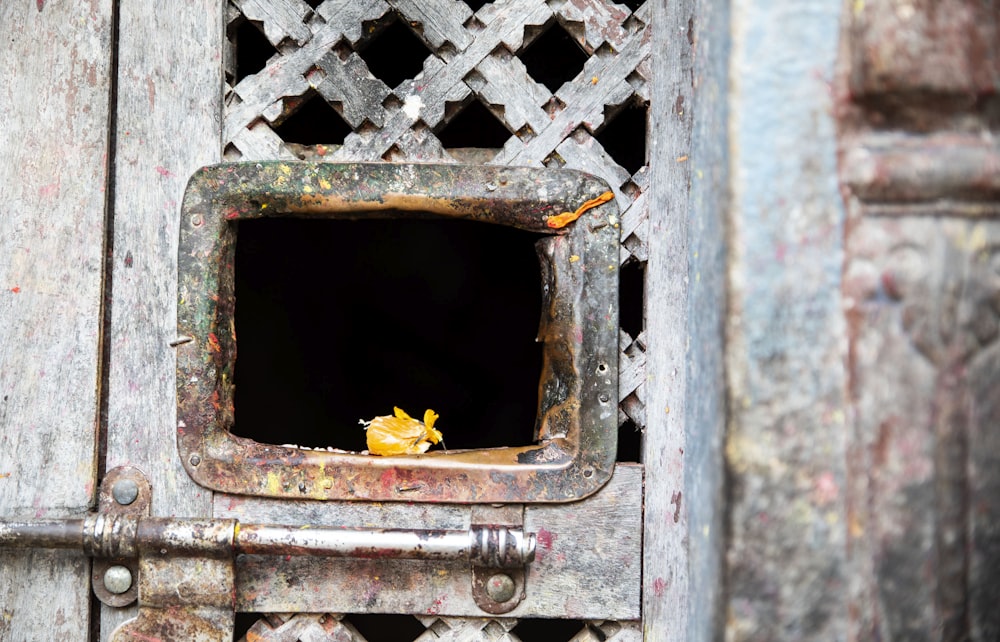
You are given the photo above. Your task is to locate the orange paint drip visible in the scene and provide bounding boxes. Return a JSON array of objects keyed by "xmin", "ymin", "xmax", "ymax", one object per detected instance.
[{"xmin": 546, "ymin": 191, "xmax": 614, "ymax": 229}]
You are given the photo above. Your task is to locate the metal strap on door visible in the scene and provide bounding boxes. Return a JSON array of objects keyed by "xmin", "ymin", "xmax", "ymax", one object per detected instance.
[{"xmin": 0, "ymin": 466, "xmax": 536, "ymax": 640}]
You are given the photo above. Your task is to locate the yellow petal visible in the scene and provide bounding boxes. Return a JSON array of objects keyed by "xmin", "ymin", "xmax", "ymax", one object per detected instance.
[{"xmin": 364, "ymin": 408, "xmax": 445, "ymax": 455}]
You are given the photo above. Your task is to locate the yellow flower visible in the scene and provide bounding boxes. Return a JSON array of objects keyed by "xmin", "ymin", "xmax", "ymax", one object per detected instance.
[{"xmin": 363, "ymin": 407, "xmax": 443, "ymax": 456}]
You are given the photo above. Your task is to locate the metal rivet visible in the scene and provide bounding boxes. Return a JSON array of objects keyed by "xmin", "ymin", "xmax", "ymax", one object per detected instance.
[
  {"xmin": 103, "ymin": 566, "xmax": 133, "ymax": 595},
  {"xmin": 484, "ymin": 573, "xmax": 516, "ymax": 603},
  {"xmin": 190, "ymin": 213, "xmax": 204, "ymax": 227},
  {"xmin": 583, "ymin": 468, "xmax": 594, "ymax": 478},
  {"xmin": 112, "ymin": 479, "xmax": 139, "ymax": 506},
  {"xmin": 189, "ymin": 454, "xmax": 201, "ymax": 467},
  {"xmin": 599, "ymin": 393, "xmax": 610, "ymax": 403}
]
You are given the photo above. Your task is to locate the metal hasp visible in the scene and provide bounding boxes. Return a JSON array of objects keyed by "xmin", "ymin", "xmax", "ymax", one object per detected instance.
[
  {"xmin": 176, "ymin": 162, "xmax": 620, "ymax": 503},
  {"xmin": 0, "ymin": 467, "xmax": 540, "ymax": 637}
]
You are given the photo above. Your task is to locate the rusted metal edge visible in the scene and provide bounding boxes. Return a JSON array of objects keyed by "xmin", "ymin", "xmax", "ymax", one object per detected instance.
[{"xmin": 176, "ymin": 162, "xmax": 619, "ymax": 503}]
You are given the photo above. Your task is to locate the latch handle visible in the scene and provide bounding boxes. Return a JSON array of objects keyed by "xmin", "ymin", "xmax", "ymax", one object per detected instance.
[{"xmin": 0, "ymin": 516, "xmax": 535, "ymax": 567}]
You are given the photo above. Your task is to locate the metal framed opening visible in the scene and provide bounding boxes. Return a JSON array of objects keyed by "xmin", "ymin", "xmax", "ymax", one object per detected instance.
[
  {"xmin": 231, "ymin": 215, "xmax": 545, "ymax": 452},
  {"xmin": 176, "ymin": 162, "xmax": 619, "ymax": 503}
]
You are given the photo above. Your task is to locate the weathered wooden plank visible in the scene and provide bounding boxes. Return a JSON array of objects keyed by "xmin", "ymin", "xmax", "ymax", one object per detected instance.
[
  {"xmin": 100, "ymin": 0, "xmax": 223, "ymax": 637},
  {"xmin": 392, "ymin": 0, "xmax": 474, "ymax": 51},
  {"xmin": 234, "ymin": 0, "xmax": 313, "ymax": 47},
  {"xmin": 683, "ymin": 0, "xmax": 729, "ymax": 639},
  {"xmin": 642, "ymin": 0, "xmax": 694, "ymax": 638},
  {"xmin": 472, "ymin": 53, "xmax": 551, "ymax": 135},
  {"xmin": 0, "ymin": 2, "xmax": 113, "ymax": 639},
  {"xmin": 724, "ymin": 2, "xmax": 849, "ymax": 641},
  {"xmin": 216, "ymin": 464, "xmax": 642, "ymax": 619},
  {"xmin": 556, "ymin": 0, "xmax": 633, "ymax": 52},
  {"xmin": 315, "ymin": 51, "xmax": 392, "ymax": 128}
]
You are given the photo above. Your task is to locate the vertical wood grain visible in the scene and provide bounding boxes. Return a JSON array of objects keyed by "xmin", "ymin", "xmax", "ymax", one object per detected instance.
[
  {"xmin": 0, "ymin": 2, "xmax": 113, "ymax": 639},
  {"xmin": 643, "ymin": 0, "xmax": 696, "ymax": 638},
  {"xmin": 101, "ymin": 1, "xmax": 224, "ymax": 636},
  {"xmin": 684, "ymin": 0, "xmax": 730, "ymax": 639}
]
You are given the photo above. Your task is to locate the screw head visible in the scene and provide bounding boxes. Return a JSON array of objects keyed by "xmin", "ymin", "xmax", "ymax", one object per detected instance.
[
  {"xmin": 189, "ymin": 454, "xmax": 201, "ymax": 467},
  {"xmin": 103, "ymin": 565, "xmax": 133, "ymax": 595},
  {"xmin": 484, "ymin": 573, "xmax": 516, "ymax": 603},
  {"xmin": 112, "ymin": 479, "xmax": 139, "ymax": 506}
]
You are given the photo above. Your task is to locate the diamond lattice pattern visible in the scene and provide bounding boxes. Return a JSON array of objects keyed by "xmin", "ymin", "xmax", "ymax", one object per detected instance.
[{"xmin": 225, "ymin": 1, "xmax": 649, "ymax": 634}]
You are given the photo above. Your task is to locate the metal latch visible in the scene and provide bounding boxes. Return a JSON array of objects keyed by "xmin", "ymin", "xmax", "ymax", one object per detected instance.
[{"xmin": 0, "ymin": 467, "xmax": 536, "ymax": 640}]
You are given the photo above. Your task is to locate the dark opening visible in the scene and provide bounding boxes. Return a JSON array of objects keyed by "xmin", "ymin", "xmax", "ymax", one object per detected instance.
[
  {"xmin": 518, "ymin": 22, "xmax": 589, "ymax": 93},
  {"xmin": 436, "ymin": 99, "xmax": 511, "ymax": 151},
  {"xmin": 619, "ymin": 0, "xmax": 645, "ymax": 11},
  {"xmin": 273, "ymin": 90, "xmax": 352, "ymax": 145},
  {"xmin": 511, "ymin": 618, "xmax": 588, "ymax": 641},
  {"xmin": 358, "ymin": 16, "xmax": 431, "ymax": 89},
  {"xmin": 619, "ymin": 259, "xmax": 644, "ymax": 339},
  {"xmin": 344, "ymin": 613, "xmax": 427, "ymax": 641},
  {"xmin": 234, "ymin": 20, "xmax": 277, "ymax": 82},
  {"xmin": 463, "ymin": 0, "xmax": 492, "ymax": 9},
  {"xmin": 233, "ymin": 216, "xmax": 545, "ymax": 452},
  {"xmin": 595, "ymin": 100, "xmax": 648, "ymax": 175},
  {"xmin": 618, "ymin": 417, "xmax": 642, "ymax": 463},
  {"xmin": 304, "ymin": 0, "xmax": 323, "ymax": 7},
  {"xmin": 233, "ymin": 612, "xmax": 263, "ymax": 639}
]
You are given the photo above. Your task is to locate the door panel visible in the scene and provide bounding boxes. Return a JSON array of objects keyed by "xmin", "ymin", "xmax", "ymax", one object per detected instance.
[
  {"xmin": 0, "ymin": 3, "xmax": 113, "ymax": 639},
  {"xmin": 99, "ymin": 0, "xmax": 224, "ymax": 635}
]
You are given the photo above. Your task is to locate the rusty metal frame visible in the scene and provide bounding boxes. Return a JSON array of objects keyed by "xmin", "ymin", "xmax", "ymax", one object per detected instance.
[{"xmin": 176, "ymin": 162, "xmax": 619, "ymax": 503}]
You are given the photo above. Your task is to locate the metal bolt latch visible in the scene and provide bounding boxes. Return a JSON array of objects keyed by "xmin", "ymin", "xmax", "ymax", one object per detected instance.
[
  {"xmin": 103, "ymin": 565, "xmax": 133, "ymax": 594},
  {"xmin": 112, "ymin": 479, "xmax": 139, "ymax": 506},
  {"xmin": 484, "ymin": 573, "xmax": 516, "ymax": 602}
]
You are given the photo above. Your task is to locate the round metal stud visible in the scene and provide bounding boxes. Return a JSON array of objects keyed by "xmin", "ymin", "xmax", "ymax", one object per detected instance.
[
  {"xmin": 484, "ymin": 573, "xmax": 516, "ymax": 603},
  {"xmin": 111, "ymin": 479, "xmax": 139, "ymax": 506},
  {"xmin": 103, "ymin": 565, "xmax": 133, "ymax": 595}
]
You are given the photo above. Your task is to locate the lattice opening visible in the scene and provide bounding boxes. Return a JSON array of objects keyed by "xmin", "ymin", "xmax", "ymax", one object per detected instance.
[
  {"xmin": 618, "ymin": 418, "xmax": 642, "ymax": 463},
  {"xmin": 462, "ymin": 0, "xmax": 493, "ymax": 10},
  {"xmin": 619, "ymin": 0, "xmax": 646, "ymax": 11},
  {"xmin": 233, "ymin": 18, "xmax": 278, "ymax": 82},
  {"xmin": 596, "ymin": 99, "xmax": 648, "ymax": 176},
  {"xmin": 437, "ymin": 99, "xmax": 511, "ymax": 156},
  {"xmin": 358, "ymin": 15, "xmax": 432, "ymax": 89},
  {"xmin": 346, "ymin": 613, "xmax": 427, "ymax": 641},
  {"xmin": 511, "ymin": 618, "xmax": 588, "ymax": 640},
  {"xmin": 619, "ymin": 258, "xmax": 644, "ymax": 339},
  {"xmin": 232, "ymin": 217, "xmax": 544, "ymax": 452},
  {"xmin": 233, "ymin": 613, "xmax": 259, "ymax": 640},
  {"xmin": 273, "ymin": 90, "xmax": 353, "ymax": 145},
  {"xmin": 518, "ymin": 22, "xmax": 589, "ymax": 93}
]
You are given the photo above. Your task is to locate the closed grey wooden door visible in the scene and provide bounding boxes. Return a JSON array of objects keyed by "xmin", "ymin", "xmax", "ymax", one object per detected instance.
[{"xmin": 1, "ymin": 0, "xmax": 694, "ymax": 639}]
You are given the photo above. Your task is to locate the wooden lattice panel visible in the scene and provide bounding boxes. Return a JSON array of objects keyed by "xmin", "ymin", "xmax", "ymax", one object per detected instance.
[
  {"xmin": 223, "ymin": 0, "xmax": 651, "ymax": 431},
  {"xmin": 237, "ymin": 613, "xmax": 642, "ymax": 641},
  {"xmin": 224, "ymin": 0, "xmax": 648, "ymax": 634}
]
